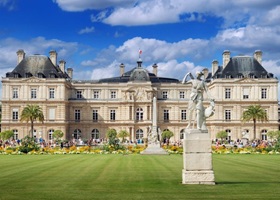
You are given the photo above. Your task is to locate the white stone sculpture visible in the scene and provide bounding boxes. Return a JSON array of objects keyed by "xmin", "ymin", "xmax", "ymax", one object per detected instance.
[{"xmin": 182, "ymin": 70, "xmax": 214, "ymax": 130}]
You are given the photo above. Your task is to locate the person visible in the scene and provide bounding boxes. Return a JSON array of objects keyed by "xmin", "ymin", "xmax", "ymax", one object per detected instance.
[{"xmin": 182, "ymin": 71, "xmax": 213, "ymax": 130}]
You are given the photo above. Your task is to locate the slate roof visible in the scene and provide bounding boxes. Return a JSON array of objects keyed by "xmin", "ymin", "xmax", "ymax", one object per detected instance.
[
  {"xmin": 6, "ymin": 55, "xmax": 69, "ymax": 79},
  {"xmin": 213, "ymin": 56, "xmax": 274, "ymax": 79},
  {"xmin": 97, "ymin": 60, "xmax": 179, "ymax": 83}
]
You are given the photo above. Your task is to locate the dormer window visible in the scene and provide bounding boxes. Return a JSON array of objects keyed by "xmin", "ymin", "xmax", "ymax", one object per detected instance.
[
  {"xmin": 237, "ymin": 73, "xmax": 243, "ymax": 78},
  {"xmin": 14, "ymin": 73, "xmax": 19, "ymax": 78},
  {"xmin": 25, "ymin": 72, "xmax": 32, "ymax": 78},
  {"xmin": 38, "ymin": 73, "xmax": 45, "ymax": 78},
  {"xmin": 248, "ymin": 73, "xmax": 255, "ymax": 78}
]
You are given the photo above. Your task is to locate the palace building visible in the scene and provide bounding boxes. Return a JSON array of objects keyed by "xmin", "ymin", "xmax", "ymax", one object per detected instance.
[{"xmin": 1, "ymin": 49, "xmax": 278, "ymax": 142}]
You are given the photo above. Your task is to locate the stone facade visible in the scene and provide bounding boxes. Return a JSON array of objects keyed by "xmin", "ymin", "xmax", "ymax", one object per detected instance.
[{"xmin": 1, "ymin": 50, "xmax": 278, "ymax": 142}]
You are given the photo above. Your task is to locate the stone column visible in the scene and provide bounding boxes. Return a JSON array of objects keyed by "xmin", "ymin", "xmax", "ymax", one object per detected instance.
[{"xmin": 182, "ymin": 129, "xmax": 215, "ymax": 185}]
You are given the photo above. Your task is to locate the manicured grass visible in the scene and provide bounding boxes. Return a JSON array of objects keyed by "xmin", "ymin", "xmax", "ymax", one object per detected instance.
[{"xmin": 0, "ymin": 154, "xmax": 279, "ymax": 200}]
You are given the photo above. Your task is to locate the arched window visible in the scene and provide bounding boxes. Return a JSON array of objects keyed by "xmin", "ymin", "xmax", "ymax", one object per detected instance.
[
  {"xmin": 180, "ymin": 129, "xmax": 185, "ymax": 139},
  {"xmin": 33, "ymin": 129, "xmax": 37, "ymax": 138},
  {"xmin": 136, "ymin": 108, "xmax": 143, "ymax": 121},
  {"xmin": 261, "ymin": 129, "xmax": 267, "ymax": 140},
  {"xmin": 48, "ymin": 129, "xmax": 54, "ymax": 140},
  {"xmin": 225, "ymin": 129, "xmax": 231, "ymax": 141},
  {"xmin": 13, "ymin": 129, "xmax": 18, "ymax": 140},
  {"xmin": 73, "ymin": 129, "xmax": 82, "ymax": 139},
  {"xmin": 91, "ymin": 129, "xmax": 100, "ymax": 139},
  {"xmin": 136, "ymin": 129, "xmax": 144, "ymax": 140}
]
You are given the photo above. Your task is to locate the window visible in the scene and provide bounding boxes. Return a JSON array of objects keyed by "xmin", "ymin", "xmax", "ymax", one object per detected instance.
[
  {"xmin": 180, "ymin": 129, "xmax": 185, "ymax": 139},
  {"xmin": 13, "ymin": 129, "xmax": 19, "ymax": 140},
  {"xmin": 12, "ymin": 108, "xmax": 19, "ymax": 121},
  {"xmin": 243, "ymin": 88, "xmax": 249, "ymax": 99},
  {"xmin": 110, "ymin": 110, "xmax": 116, "ymax": 121},
  {"xmin": 261, "ymin": 130, "xmax": 267, "ymax": 140},
  {"xmin": 136, "ymin": 129, "xmax": 144, "ymax": 140},
  {"xmin": 48, "ymin": 129, "xmax": 54, "ymax": 140},
  {"xmin": 162, "ymin": 91, "xmax": 168, "ymax": 99},
  {"xmin": 261, "ymin": 88, "xmax": 267, "ymax": 99},
  {"xmin": 49, "ymin": 88, "xmax": 55, "ymax": 99},
  {"xmin": 93, "ymin": 90, "xmax": 99, "ymax": 99},
  {"xmin": 91, "ymin": 129, "xmax": 100, "ymax": 139},
  {"xmin": 92, "ymin": 110, "xmax": 98, "ymax": 121},
  {"xmin": 31, "ymin": 88, "xmax": 37, "ymax": 99},
  {"xmin": 179, "ymin": 91, "xmax": 185, "ymax": 99},
  {"xmin": 75, "ymin": 109, "xmax": 81, "ymax": 121},
  {"xmin": 12, "ymin": 88, "xmax": 18, "ymax": 99},
  {"xmin": 164, "ymin": 109, "xmax": 169, "ymax": 121},
  {"xmin": 225, "ymin": 110, "xmax": 231, "ymax": 121},
  {"xmin": 76, "ymin": 90, "xmax": 82, "ymax": 99},
  {"xmin": 225, "ymin": 88, "xmax": 231, "ymax": 99},
  {"xmin": 73, "ymin": 129, "xmax": 81, "ymax": 139},
  {"xmin": 111, "ymin": 91, "xmax": 117, "ymax": 99},
  {"xmin": 136, "ymin": 108, "xmax": 143, "ymax": 121},
  {"xmin": 225, "ymin": 129, "xmax": 231, "ymax": 141},
  {"xmin": 49, "ymin": 108, "xmax": 55, "ymax": 121},
  {"xmin": 181, "ymin": 110, "xmax": 187, "ymax": 120}
]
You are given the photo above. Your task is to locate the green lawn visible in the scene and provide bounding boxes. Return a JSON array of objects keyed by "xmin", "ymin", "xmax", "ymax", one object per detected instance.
[{"xmin": 0, "ymin": 154, "xmax": 279, "ymax": 200}]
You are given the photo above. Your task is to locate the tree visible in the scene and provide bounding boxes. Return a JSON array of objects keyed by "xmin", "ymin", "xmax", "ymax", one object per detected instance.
[
  {"xmin": 216, "ymin": 131, "xmax": 228, "ymax": 142},
  {"xmin": 118, "ymin": 130, "xmax": 129, "ymax": 143},
  {"xmin": 106, "ymin": 129, "xmax": 118, "ymax": 146},
  {"xmin": 267, "ymin": 130, "xmax": 280, "ymax": 141},
  {"xmin": 53, "ymin": 130, "xmax": 64, "ymax": 142},
  {"xmin": 0, "ymin": 130, "xmax": 14, "ymax": 141},
  {"xmin": 241, "ymin": 105, "xmax": 268, "ymax": 140},
  {"xmin": 20, "ymin": 104, "xmax": 44, "ymax": 137},
  {"xmin": 161, "ymin": 130, "xmax": 174, "ymax": 141}
]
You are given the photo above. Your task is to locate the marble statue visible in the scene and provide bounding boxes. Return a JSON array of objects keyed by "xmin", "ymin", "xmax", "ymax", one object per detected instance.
[{"xmin": 182, "ymin": 70, "xmax": 214, "ymax": 130}]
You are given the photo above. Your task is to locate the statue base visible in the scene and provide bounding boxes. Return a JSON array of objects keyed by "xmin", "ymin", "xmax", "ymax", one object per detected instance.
[
  {"xmin": 182, "ymin": 129, "xmax": 215, "ymax": 185},
  {"xmin": 141, "ymin": 143, "xmax": 169, "ymax": 155}
]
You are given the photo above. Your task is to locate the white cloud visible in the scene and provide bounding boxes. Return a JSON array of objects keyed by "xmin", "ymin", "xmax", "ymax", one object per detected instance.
[
  {"xmin": 0, "ymin": 0, "xmax": 16, "ymax": 10},
  {"xmin": 53, "ymin": 0, "xmax": 135, "ymax": 11},
  {"xmin": 78, "ymin": 26, "xmax": 95, "ymax": 34}
]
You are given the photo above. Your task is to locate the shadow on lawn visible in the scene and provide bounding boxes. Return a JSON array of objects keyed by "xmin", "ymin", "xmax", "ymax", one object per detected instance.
[{"xmin": 216, "ymin": 181, "xmax": 280, "ymax": 185}]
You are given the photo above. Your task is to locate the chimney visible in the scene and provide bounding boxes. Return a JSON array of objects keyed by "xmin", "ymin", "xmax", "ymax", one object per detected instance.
[
  {"xmin": 222, "ymin": 50, "xmax": 230, "ymax": 69},
  {"xmin": 49, "ymin": 50, "xmax": 57, "ymax": 66},
  {"xmin": 120, "ymin": 63, "xmax": 125, "ymax": 76},
  {"xmin": 152, "ymin": 63, "xmax": 158, "ymax": 76},
  {"xmin": 16, "ymin": 49, "xmax": 25, "ymax": 64},
  {"xmin": 67, "ymin": 68, "xmax": 73, "ymax": 79},
  {"xmin": 59, "ymin": 60, "xmax": 66, "ymax": 72},
  {"xmin": 212, "ymin": 60, "xmax": 219, "ymax": 75},
  {"xmin": 254, "ymin": 50, "xmax": 262, "ymax": 64}
]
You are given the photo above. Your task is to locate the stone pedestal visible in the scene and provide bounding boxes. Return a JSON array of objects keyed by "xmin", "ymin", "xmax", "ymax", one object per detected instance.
[
  {"xmin": 182, "ymin": 129, "xmax": 215, "ymax": 185},
  {"xmin": 141, "ymin": 144, "xmax": 169, "ymax": 155}
]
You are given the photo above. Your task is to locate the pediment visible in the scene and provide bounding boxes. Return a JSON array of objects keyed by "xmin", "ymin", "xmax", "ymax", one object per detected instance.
[
  {"xmin": 23, "ymin": 76, "xmax": 44, "ymax": 83},
  {"xmin": 122, "ymin": 86, "xmax": 156, "ymax": 101},
  {"xmin": 234, "ymin": 78, "xmax": 258, "ymax": 83}
]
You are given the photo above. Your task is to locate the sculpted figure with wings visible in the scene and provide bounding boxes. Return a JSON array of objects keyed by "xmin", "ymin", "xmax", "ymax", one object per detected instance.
[{"xmin": 182, "ymin": 70, "xmax": 214, "ymax": 130}]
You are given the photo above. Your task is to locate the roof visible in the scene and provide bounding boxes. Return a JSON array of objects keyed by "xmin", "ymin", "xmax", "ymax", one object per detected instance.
[
  {"xmin": 213, "ymin": 56, "xmax": 274, "ymax": 79},
  {"xmin": 97, "ymin": 60, "xmax": 179, "ymax": 83},
  {"xmin": 6, "ymin": 55, "xmax": 69, "ymax": 79}
]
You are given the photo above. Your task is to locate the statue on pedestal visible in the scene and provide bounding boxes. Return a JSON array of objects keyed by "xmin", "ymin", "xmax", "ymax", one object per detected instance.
[{"xmin": 182, "ymin": 70, "xmax": 214, "ymax": 130}]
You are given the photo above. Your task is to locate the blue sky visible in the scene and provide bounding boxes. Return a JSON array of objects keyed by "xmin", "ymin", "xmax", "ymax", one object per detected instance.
[{"xmin": 1, "ymin": 0, "xmax": 280, "ymax": 97}]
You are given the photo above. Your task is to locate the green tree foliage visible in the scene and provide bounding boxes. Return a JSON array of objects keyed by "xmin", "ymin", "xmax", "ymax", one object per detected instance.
[
  {"xmin": 0, "ymin": 130, "xmax": 14, "ymax": 140},
  {"xmin": 241, "ymin": 105, "xmax": 268, "ymax": 139},
  {"xmin": 118, "ymin": 130, "xmax": 129, "ymax": 143},
  {"xmin": 162, "ymin": 130, "xmax": 174, "ymax": 140},
  {"xmin": 216, "ymin": 130, "xmax": 228, "ymax": 142},
  {"xmin": 53, "ymin": 130, "xmax": 64, "ymax": 142},
  {"xmin": 267, "ymin": 130, "xmax": 280, "ymax": 151},
  {"xmin": 106, "ymin": 129, "xmax": 118, "ymax": 146},
  {"xmin": 18, "ymin": 135, "xmax": 39, "ymax": 153},
  {"xmin": 20, "ymin": 104, "xmax": 44, "ymax": 137}
]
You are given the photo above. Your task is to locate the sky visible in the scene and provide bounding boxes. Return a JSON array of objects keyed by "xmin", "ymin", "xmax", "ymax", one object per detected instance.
[{"xmin": 0, "ymin": 0, "xmax": 280, "ymax": 99}]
